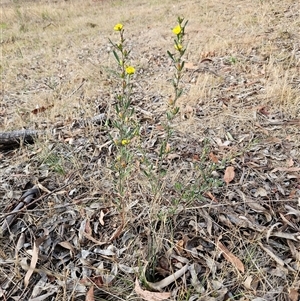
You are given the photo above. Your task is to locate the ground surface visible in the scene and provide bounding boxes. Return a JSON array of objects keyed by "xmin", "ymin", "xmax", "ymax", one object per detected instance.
[{"xmin": 1, "ymin": 0, "xmax": 300, "ymax": 300}]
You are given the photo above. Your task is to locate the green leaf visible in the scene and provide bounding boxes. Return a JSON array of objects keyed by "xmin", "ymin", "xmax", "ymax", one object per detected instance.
[
  {"xmin": 176, "ymin": 88, "xmax": 183, "ymax": 98},
  {"xmin": 167, "ymin": 50, "xmax": 175, "ymax": 62},
  {"xmin": 113, "ymin": 50, "xmax": 120, "ymax": 64},
  {"xmin": 178, "ymin": 16, "xmax": 184, "ymax": 24},
  {"xmin": 108, "ymin": 38, "xmax": 115, "ymax": 47},
  {"xmin": 159, "ymin": 143, "xmax": 165, "ymax": 156},
  {"xmin": 107, "ymin": 132, "xmax": 114, "ymax": 142},
  {"xmin": 115, "ymin": 103, "xmax": 120, "ymax": 113},
  {"xmin": 166, "ymin": 111, "xmax": 173, "ymax": 121},
  {"xmin": 111, "ymin": 120, "xmax": 120, "ymax": 130},
  {"xmin": 129, "ymin": 107, "xmax": 135, "ymax": 117},
  {"xmin": 173, "ymin": 106, "xmax": 180, "ymax": 115}
]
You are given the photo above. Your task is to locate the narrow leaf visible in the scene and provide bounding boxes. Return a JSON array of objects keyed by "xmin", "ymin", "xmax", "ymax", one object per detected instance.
[
  {"xmin": 24, "ymin": 233, "xmax": 48, "ymax": 287},
  {"xmin": 217, "ymin": 241, "xmax": 244, "ymax": 273},
  {"xmin": 167, "ymin": 50, "xmax": 175, "ymax": 62},
  {"xmin": 85, "ymin": 285, "xmax": 95, "ymax": 301},
  {"xmin": 112, "ymin": 50, "xmax": 120, "ymax": 64}
]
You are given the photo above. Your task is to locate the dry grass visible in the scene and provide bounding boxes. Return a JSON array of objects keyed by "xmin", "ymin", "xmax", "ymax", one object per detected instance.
[{"xmin": 1, "ymin": 0, "xmax": 300, "ymax": 300}]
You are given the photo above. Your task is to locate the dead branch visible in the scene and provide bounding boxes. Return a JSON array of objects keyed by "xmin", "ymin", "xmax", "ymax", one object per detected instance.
[{"xmin": 0, "ymin": 114, "xmax": 106, "ymax": 150}]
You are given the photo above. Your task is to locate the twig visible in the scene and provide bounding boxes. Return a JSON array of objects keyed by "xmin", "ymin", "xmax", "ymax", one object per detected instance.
[
  {"xmin": 0, "ymin": 172, "xmax": 78, "ymax": 234},
  {"xmin": 1, "ymin": 187, "xmax": 40, "ymax": 233}
]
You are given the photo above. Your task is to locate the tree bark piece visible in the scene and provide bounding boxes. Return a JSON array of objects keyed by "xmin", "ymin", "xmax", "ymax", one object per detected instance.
[
  {"xmin": 0, "ymin": 113, "xmax": 106, "ymax": 150},
  {"xmin": 0, "ymin": 129, "xmax": 40, "ymax": 149}
]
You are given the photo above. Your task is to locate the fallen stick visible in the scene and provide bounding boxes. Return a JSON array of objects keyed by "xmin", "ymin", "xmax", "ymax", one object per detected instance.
[
  {"xmin": 1, "ymin": 187, "xmax": 40, "ymax": 234},
  {"xmin": 0, "ymin": 113, "xmax": 106, "ymax": 150}
]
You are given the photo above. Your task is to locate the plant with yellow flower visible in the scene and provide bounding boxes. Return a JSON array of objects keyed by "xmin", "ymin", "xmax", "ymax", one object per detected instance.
[
  {"xmin": 109, "ymin": 23, "xmax": 137, "ymax": 145},
  {"xmin": 172, "ymin": 24, "xmax": 182, "ymax": 35},
  {"xmin": 125, "ymin": 66, "xmax": 135, "ymax": 75},
  {"xmin": 107, "ymin": 18, "xmax": 188, "ymax": 230},
  {"xmin": 158, "ymin": 17, "xmax": 188, "ymax": 161},
  {"xmin": 167, "ymin": 17, "xmax": 188, "ymax": 118},
  {"xmin": 108, "ymin": 23, "xmax": 139, "ymax": 215},
  {"xmin": 113, "ymin": 23, "xmax": 123, "ymax": 31}
]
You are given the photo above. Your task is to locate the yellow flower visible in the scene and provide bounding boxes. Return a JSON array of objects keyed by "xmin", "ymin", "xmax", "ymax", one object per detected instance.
[
  {"xmin": 172, "ymin": 25, "xmax": 181, "ymax": 35},
  {"xmin": 174, "ymin": 43, "xmax": 183, "ymax": 51},
  {"xmin": 114, "ymin": 23, "xmax": 123, "ymax": 31},
  {"xmin": 125, "ymin": 66, "xmax": 135, "ymax": 75},
  {"xmin": 121, "ymin": 139, "xmax": 130, "ymax": 146}
]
